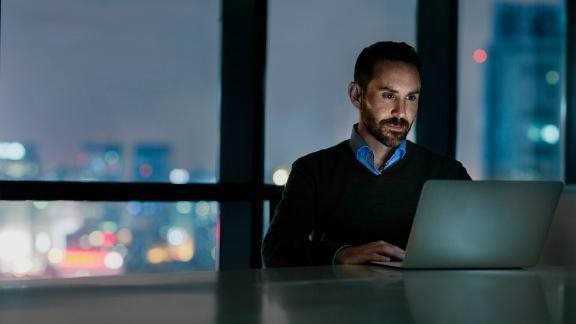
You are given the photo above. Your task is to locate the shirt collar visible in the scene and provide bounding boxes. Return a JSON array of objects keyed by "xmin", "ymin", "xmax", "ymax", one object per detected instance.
[{"xmin": 349, "ymin": 124, "xmax": 407, "ymax": 173}]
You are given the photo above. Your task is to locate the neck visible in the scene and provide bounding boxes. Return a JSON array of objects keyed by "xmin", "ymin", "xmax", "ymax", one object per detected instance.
[{"xmin": 357, "ymin": 121, "xmax": 395, "ymax": 168}]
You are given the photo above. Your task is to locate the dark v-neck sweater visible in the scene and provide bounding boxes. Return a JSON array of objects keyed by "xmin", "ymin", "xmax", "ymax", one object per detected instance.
[{"xmin": 262, "ymin": 140, "xmax": 471, "ymax": 267}]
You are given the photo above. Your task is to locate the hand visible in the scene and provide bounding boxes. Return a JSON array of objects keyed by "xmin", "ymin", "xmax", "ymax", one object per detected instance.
[{"xmin": 335, "ymin": 240, "xmax": 406, "ymax": 265}]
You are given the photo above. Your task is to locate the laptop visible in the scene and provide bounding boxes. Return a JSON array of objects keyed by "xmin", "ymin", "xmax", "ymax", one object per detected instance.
[{"xmin": 374, "ymin": 180, "xmax": 563, "ymax": 269}]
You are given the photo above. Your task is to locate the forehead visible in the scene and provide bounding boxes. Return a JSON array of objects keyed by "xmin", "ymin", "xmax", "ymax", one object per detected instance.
[{"xmin": 369, "ymin": 60, "xmax": 421, "ymax": 89}]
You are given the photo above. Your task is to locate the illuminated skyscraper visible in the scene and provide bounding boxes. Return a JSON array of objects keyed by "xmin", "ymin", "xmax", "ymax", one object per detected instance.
[{"xmin": 485, "ymin": 3, "xmax": 563, "ymax": 179}]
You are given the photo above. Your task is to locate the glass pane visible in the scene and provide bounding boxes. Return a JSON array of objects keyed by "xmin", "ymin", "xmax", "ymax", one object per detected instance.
[
  {"xmin": 0, "ymin": 201, "xmax": 219, "ymax": 280},
  {"xmin": 265, "ymin": 0, "xmax": 417, "ymax": 184},
  {"xmin": 458, "ymin": 0, "xmax": 565, "ymax": 180},
  {"xmin": 0, "ymin": 0, "xmax": 220, "ymax": 183}
]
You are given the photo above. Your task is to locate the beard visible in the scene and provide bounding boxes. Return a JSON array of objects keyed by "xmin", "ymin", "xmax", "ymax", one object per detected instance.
[{"xmin": 360, "ymin": 105, "xmax": 411, "ymax": 148}]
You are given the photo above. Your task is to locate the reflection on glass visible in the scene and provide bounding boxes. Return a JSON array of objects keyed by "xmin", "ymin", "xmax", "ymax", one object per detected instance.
[
  {"xmin": 0, "ymin": 0, "xmax": 220, "ymax": 182},
  {"xmin": 458, "ymin": 1, "xmax": 565, "ymax": 180},
  {"xmin": 0, "ymin": 201, "xmax": 219, "ymax": 280}
]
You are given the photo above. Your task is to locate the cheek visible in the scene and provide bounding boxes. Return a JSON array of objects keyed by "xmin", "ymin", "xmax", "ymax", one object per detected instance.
[
  {"xmin": 367, "ymin": 98, "xmax": 394, "ymax": 114},
  {"xmin": 407, "ymin": 105, "xmax": 418, "ymax": 119}
]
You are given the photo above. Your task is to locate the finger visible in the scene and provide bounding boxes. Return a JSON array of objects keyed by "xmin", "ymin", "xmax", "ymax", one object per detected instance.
[
  {"xmin": 370, "ymin": 241, "xmax": 405, "ymax": 254},
  {"xmin": 367, "ymin": 242, "xmax": 401, "ymax": 253},
  {"xmin": 373, "ymin": 245, "xmax": 406, "ymax": 261},
  {"xmin": 371, "ymin": 240, "xmax": 389, "ymax": 247},
  {"xmin": 369, "ymin": 253, "xmax": 391, "ymax": 263}
]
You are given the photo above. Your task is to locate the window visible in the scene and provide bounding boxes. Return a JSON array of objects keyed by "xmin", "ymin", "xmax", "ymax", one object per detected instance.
[
  {"xmin": 0, "ymin": 200, "xmax": 218, "ymax": 279},
  {"xmin": 457, "ymin": 0, "xmax": 565, "ymax": 180},
  {"xmin": 0, "ymin": 0, "xmax": 222, "ymax": 279},
  {"xmin": 265, "ymin": 0, "xmax": 417, "ymax": 184},
  {"xmin": 0, "ymin": 0, "xmax": 220, "ymax": 183}
]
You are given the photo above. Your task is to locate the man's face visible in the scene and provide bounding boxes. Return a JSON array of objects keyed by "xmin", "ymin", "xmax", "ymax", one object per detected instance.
[{"xmin": 356, "ymin": 60, "xmax": 421, "ymax": 148}]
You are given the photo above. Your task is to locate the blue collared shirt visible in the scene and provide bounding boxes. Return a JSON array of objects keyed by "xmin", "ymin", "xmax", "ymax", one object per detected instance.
[{"xmin": 349, "ymin": 125, "xmax": 407, "ymax": 175}]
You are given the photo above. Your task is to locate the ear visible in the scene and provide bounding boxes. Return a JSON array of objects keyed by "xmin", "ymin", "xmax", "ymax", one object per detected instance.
[{"xmin": 348, "ymin": 82, "xmax": 362, "ymax": 110}]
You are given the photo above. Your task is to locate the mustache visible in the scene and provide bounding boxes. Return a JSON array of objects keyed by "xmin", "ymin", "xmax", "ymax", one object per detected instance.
[{"xmin": 379, "ymin": 117, "xmax": 409, "ymax": 129}]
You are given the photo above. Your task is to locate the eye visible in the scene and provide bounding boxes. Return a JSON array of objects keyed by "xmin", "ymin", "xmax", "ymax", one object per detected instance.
[
  {"xmin": 382, "ymin": 93, "xmax": 396, "ymax": 100},
  {"xmin": 406, "ymin": 94, "xmax": 419, "ymax": 101}
]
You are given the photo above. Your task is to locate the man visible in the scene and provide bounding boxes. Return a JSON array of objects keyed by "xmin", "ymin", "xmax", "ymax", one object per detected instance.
[{"xmin": 262, "ymin": 41, "xmax": 470, "ymax": 267}]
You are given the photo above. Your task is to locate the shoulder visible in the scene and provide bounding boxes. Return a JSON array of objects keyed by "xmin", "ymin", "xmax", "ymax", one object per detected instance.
[
  {"xmin": 289, "ymin": 141, "xmax": 352, "ymax": 180},
  {"xmin": 406, "ymin": 141, "xmax": 452, "ymax": 162},
  {"xmin": 406, "ymin": 141, "xmax": 471, "ymax": 179},
  {"xmin": 293, "ymin": 140, "xmax": 351, "ymax": 167}
]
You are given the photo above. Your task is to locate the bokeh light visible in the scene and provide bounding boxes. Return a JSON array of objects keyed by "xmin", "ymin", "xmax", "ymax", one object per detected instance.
[
  {"xmin": 272, "ymin": 168, "xmax": 289, "ymax": 186},
  {"xmin": 104, "ymin": 251, "xmax": 124, "ymax": 270},
  {"xmin": 545, "ymin": 70, "xmax": 560, "ymax": 85},
  {"xmin": 473, "ymin": 49, "xmax": 488, "ymax": 63},
  {"xmin": 147, "ymin": 247, "xmax": 168, "ymax": 264},
  {"xmin": 169, "ymin": 169, "xmax": 190, "ymax": 184},
  {"xmin": 176, "ymin": 201, "xmax": 192, "ymax": 214},
  {"xmin": 195, "ymin": 201, "xmax": 211, "ymax": 218},
  {"xmin": 541, "ymin": 124, "xmax": 560, "ymax": 144},
  {"xmin": 35, "ymin": 232, "xmax": 52, "ymax": 253},
  {"xmin": 167, "ymin": 227, "xmax": 187, "ymax": 246}
]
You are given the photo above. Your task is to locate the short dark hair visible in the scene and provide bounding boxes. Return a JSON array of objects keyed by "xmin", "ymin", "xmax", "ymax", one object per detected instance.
[{"xmin": 353, "ymin": 41, "xmax": 421, "ymax": 90}]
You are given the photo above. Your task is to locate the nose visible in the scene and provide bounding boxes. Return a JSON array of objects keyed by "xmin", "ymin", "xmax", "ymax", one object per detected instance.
[{"xmin": 391, "ymin": 100, "xmax": 407, "ymax": 119}]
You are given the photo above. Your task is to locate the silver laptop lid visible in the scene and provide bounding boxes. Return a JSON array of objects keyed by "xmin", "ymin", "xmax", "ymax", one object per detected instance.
[{"xmin": 402, "ymin": 180, "xmax": 563, "ymax": 269}]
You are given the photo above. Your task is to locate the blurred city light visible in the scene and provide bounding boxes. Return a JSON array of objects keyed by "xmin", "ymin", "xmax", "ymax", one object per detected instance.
[
  {"xmin": 48, "ymin": 248, "xmax": 64, "ymax": 264},
  {"xmin": 60, "ymin": 250, "xmax": 106, "ymax": 269},
  {"xmin": 0, "ymin": 142, "xmax": 26, "ymax": 160},
  {"xmin": 175, "ymin": 240, "xmax": 194, "ymax": 261},
  {"xmin": 147, "ymin": 247, "xmax": 168, "ymax": 264},
  {"xmin": 117, "ymin": 228, "xmax": 133, "ymax": 245},
  {"xmin": 0, "ymin": 230, "xmax": 32, "ymax": 261},
  {"xmin": 527, "ymin": 126, "xmax": 541, "ymax": 141},
  {"xmin": 0, "ymin": 200, "xmax": 218, "ymax": 279},
  {"xmin": 541, "ymin": 124, "xmax": 560, "ymax": 144},
  {"xmin": 169, "ymin": 168, "xmax": 190, "ymax": 184},
  {"xmin": 104, "ymin": 150, "xmax": 120, "ymax": 164},
  {"xmin": 272, "ymin": 168, "xmax": 289, "ymax": 186},
  {"xmin": 176, "ymin": 201, "xmax": 192, "ymax": 214},
  {"xmin": 195, "ymin": 201, "xmax": 210, "ymax": 218},
  {"xmin": 103, "ymin": 231, "xmax": 117, "ymax": 247},
  {"xmin": 167, "ymin": 227, "xmax": 187, "ymax": 246},
  {"xmin": 126, "ymin": 201, "xmax": 142, "ymax": 215},
  {"xmin": 35, "ymin": 232, "xmax": 52, "ymax": 253},
  {"xmin": 6, "ymin": 164, "xmax": 28, "ymax": 178},
  {"xmin": 138, "ymin": 163, "xmax": 153, "ymax": 178},
  {"xmin": 101, "ymin": 221, "xmax": 118, "ymax": 233},
  {"xmin": 545, "ymin": 70, "xmax": 560, "ymax": 85},
  {"xmin": 88, "ymin": 231, "xmax": 105, "ymax": 247},
  {"xmin": 12, "ymin": 259, "xmax": 33, "ymax": 276},
  {"xmin": 473, "ymin": 49, "xmax": 488, "ymax": 63},
  {"xmin": 104, "ymin": 251, "xmax": 124, "ymax": 270}
]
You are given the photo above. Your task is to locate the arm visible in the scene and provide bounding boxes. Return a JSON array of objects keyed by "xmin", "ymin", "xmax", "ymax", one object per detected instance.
[{"xmin": 262, "ymin": 159, "xmax": 342, "ymax": 267}]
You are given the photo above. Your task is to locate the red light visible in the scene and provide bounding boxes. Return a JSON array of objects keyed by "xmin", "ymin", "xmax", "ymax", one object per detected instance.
[
  {"xmin": 103, "ymin": 232, "xmax": 117, "ymax": 247},
  {"xmin": 139, "ymin": 164, "xmax": 153, "ymax": 178},
  {"xmin": 76, "ymin": 153, "xmax": 89, "ymax": 166},
  {"xmin": 473, "ymin": 49, "xmax": 488, "ymax": 64}
]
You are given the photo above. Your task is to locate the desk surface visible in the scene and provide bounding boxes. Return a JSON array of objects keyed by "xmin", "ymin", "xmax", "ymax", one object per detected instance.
[{"xmin": 0, "ymin": 266, "xmax": 573, "ymax": 324}]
